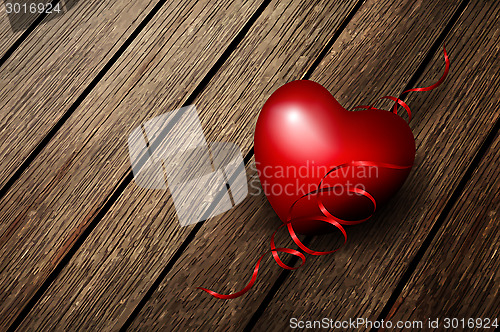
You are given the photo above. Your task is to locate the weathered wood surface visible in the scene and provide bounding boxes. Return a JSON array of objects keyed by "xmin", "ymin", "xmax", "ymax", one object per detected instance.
[
  {"xmin": 386, "ymin": 131, "xmax": 500, "ymax": 325},
  {"xmin": 250, "ymin": 0, "xmax": 500, "ymax": 329},
  {"xmin": 0, "ymin": 0, "xmax": 265, "ymax": 329},
  {"xmin": 14, "ymin": 0, "xmax": 364, "ymax": 330},
  {"xmin": 0, "ymin": 0, "xmax": 160, "ymax": 191},
  {"xmin": 125, "ymin": 0, "xmax": 470, "ymax": 330}
]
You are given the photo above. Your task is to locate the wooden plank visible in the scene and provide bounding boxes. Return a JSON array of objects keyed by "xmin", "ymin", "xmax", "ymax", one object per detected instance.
[
  {"xmin": 12, "ymin": 0, "xmax": 369, "ymax": 330},
  {"xmin": 14, "ymin": 0, "xmax": 466, "ymax": 331},
  {"xmin": 385, "ymin": 132, "xmax": 500, "ymax": 325},
  {"xmin": 249, "ymin": 0, "xmax": 500, "ymax": 330},
  {"xmin": 0, "ymin": 0, "xmax": 266, "ymax": 329},
  {"xmin": 0, "ymin": 0, "xmax": 162, "ymax": 191}
]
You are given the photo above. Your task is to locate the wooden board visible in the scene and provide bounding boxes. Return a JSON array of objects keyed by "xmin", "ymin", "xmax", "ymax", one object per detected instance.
[
  {"xmin": 104, "ymin": 0, "xmax": 463, "ymax": 330},
  {"xmin": 12, "ymin": 0, "xmax": 366, "ymax": 329},
  {"xmin": 385, "ymin": 131, "xmax": 500, "ymax": 326},
  {"xmin": 0, "ymin": 0, "xmax": 265, "ymax": 329},
  {"xmin": 0, "ymin": 0, "xmax": 160, "ymax": 191},
  {"xmin": 249, "ymin": 0, "xmax": 500, "ymax": 329}
]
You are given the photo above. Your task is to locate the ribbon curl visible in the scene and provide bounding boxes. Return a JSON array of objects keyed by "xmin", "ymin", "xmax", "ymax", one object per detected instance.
[
  {"xmin": 198, "ymin": 45, "xmax": 450, "ymax": 299},
  {"xmin": 352, "ymin": 45, "xmax": 449, "ymax": 122}
]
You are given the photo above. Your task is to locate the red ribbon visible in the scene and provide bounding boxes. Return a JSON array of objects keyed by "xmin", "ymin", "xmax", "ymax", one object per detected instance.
[
  {"xmin": 198, "ymin": 45, "xmax": 450, "ymax": 299},
  {"xmin": 352, "ymin": 45, "xmax": 450, "ymax": 121}
]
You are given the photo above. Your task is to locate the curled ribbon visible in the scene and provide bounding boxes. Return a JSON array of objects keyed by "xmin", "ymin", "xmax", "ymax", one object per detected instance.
[
  {"xmin": 352, "ymin": 45, "xmax": 450, "ymax": 122},
  {"xmin": 198, "ymin": 45, "xmax": 450, "ymax": 299}
]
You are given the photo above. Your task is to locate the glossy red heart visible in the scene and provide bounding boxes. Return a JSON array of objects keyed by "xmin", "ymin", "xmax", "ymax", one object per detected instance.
[{"xmin": 254, "ymin": 80, "xmax": 415, "ymax": 235}]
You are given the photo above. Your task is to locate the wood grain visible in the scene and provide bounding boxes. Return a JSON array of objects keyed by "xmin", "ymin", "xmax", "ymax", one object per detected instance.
[
  {"xmin": 13, "ymin": 0, "xmax": 365, "ymax": 330},
  {"xmin": 0, "ymin": 0, "xmax": 265, "ymax": 329},
  {"xmin": 0, "ymin": 0, "xmax": 160, "ymax": 191},
  {"xmin": 120, "ymin": 0, "xmax": 470, "ymax": 330},
  {"xmin": 385, "ymin": 132, "xmax": 499, "ymax": 326},
  {"xmin": 250, "ymin": 0, "xmax": 500, "ymax": 330}
]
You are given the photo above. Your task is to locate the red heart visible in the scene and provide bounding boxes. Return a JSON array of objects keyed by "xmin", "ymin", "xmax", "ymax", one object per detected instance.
[{"xmin": 254, "ymin": 80, "xmax": 415, "ymax": 235}]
